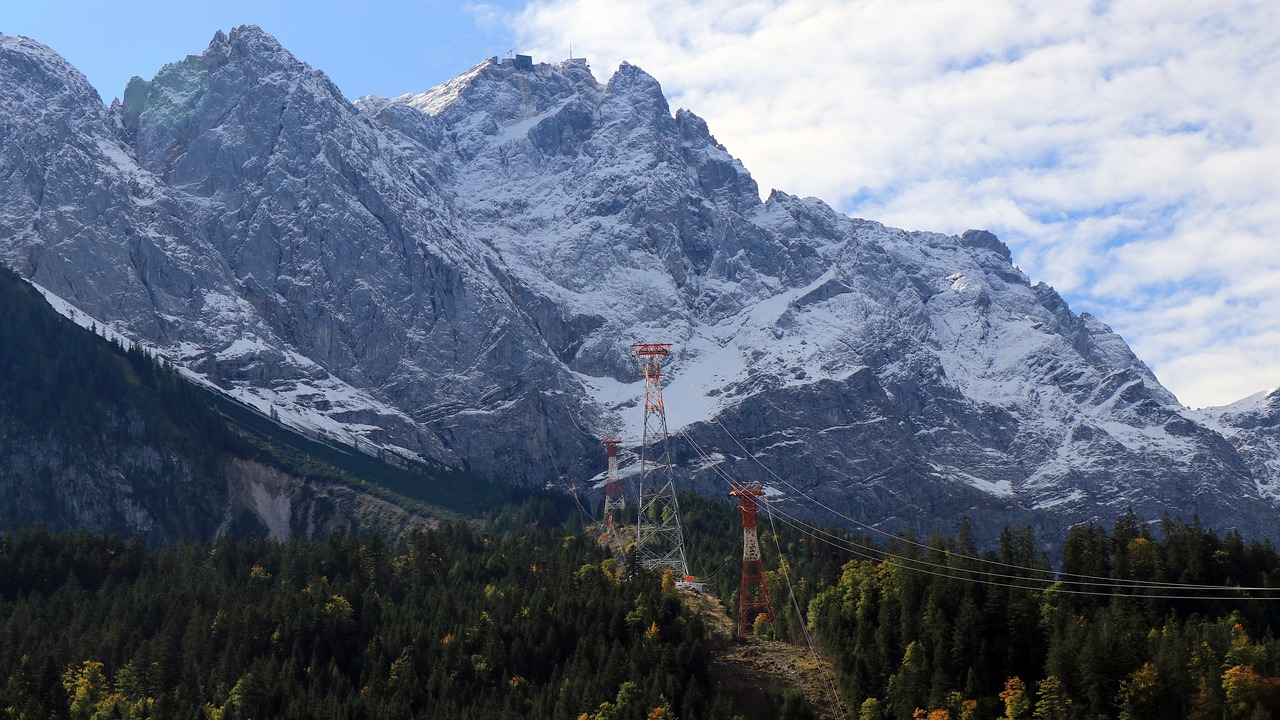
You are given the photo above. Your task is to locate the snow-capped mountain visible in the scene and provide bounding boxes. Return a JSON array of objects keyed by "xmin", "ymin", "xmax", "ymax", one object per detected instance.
[
  {"xmin": 1, "ymin": 27, "xmax": 1274, "ymax": 544},
  {"xmin": 1192, "ymin": 389, "xmax": 1280, "ymax": 503}
]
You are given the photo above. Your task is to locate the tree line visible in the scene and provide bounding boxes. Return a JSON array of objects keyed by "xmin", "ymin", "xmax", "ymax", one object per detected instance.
[
  {"xmin": 0, "ymin": 265, "xmax": 240, "ymax": 463},
  {"xmin": 807, "ymin": 512, "xmax": 1280, "ymax": 719},
  {"xmin": 0, "ymin": 504, "xmax": 756, "ymax": 720}
]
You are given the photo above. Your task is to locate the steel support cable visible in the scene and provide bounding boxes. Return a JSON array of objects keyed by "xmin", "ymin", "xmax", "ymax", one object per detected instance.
[
  {"xmin": 677, "ymin": 423, "xmax": 1250, "ymax": 595},
  {"xmin": 571, "ymin": 486, "xmax": 600, "ymax": 526},
  {"xmin": 673, "ymin": 385, "xmax": 1280, "ymax": 598},
  {"xmin": 678, "ymin": 428, "xmax": 1257, "ymax": 598},
  {"xmin": 761, "ymin": 494, "xmax": 851, "ymax": 720},
  {"xmin": 678, "ymin": 423, "xmax": 1275, "ymax": 720},
  {"xmin": 676, "ymin": 375, "xmax": 1280, "ymax": 594},
  {"xmin": 696, "ymin": 555, "xmax": 734, "ymax": 585},
  {"xmin": 677, "ymin": 425, "xmax": 850, "ymax": 720},
  {"xmin": 761, "ymin": 504, "xmax": 1280, "ymax": 600},
  {"xmin": 761, "ymin": 495, "xmax": 1280, "ymax": 596},
  {"xmin": 677, "ymin": 427, "xmax": 1274, "ymax": 604}
]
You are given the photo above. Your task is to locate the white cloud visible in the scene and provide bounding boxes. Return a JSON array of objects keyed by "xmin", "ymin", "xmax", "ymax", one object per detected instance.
[{"xmin": 504, "ymin": 0, "xmax": 1280, "ymax": 407}]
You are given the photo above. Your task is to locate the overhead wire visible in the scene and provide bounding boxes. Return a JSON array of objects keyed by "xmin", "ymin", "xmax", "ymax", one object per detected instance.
[
  {"xmin": 692, "ymin": 554, "xmax": 733, "ymax": 585},
  {"xmin": 676, "ymin": 424, "xmax": 850, "ymax": 720},
  {"xmin": 683, "ymin": 423, "xmax": 1277, "ymax": 599},
  {"xmin": 575, "ymin": 349, "xmax": 1273, "ymax": 720},
  {"xmin": 761, "ymin": 494, "xmax": 1280, "ymax": 595},
  {"xmin": 760, "ymin": 484, "xmax": 851, "ymax": 720},
  {"xmin": 762, "ymin": 503, "xmax": 1278, "ymax": 601},
  {"xmin": 675, "ymin": 374, "xmax": 1280, "ymax": 597},
  {"xmin": 672, "ymin": 371, "xmax": 1262, "ymax": 720},
  {"xmin": 678, "ymin": 420, "xmax": 1262, "ymax": 720},
  {"xmin": 704, "ymin": 444, "xmax": 1279, "ymax": 600},
  {"xmin": 672, "ymin": 380, "xmax": 1280, "ymax": 599},
  {"xmin": 569, "ymin": 485, "xmax": 599, "ymax": 527}
]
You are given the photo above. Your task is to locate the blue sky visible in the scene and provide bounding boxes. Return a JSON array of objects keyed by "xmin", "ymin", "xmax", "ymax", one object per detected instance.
[
  {"xmin": 0, "ymin": 0, "xmax": 524, "ymax": 101},
  {"xmin": 3, "ymin": 0, "xmax": 1278, "ymax": 409}
]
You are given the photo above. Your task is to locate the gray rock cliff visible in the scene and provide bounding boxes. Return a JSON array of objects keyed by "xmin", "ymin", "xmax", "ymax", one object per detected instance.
[{"xmin": 1, "ymin": 28, "xmax": 1275, "ymax": 545}]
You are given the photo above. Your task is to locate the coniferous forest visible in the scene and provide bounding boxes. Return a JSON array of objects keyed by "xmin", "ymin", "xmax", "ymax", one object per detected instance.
[
  {"xmin": 6, "ymin": 262, "xmax": 1280, "ymax": 718},
  {"xmin": 5, "ymin": 499, "xmax": 1280, "ymax": 719},
  {"xmin": 0, "ymin": 262, "xmax": 502, "ymax": 542},
  {"xmin": 803, "ymin": 515, "xmax": 1280, "ymax": 719},
  {"xmin": 0, "ymin": 499, "xmax": 737, "ymax": 720}
]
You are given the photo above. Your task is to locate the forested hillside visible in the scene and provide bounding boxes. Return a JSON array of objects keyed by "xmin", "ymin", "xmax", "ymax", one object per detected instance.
[
  {"xmin": 5, "ymin": 241, "xmax": 1280, "ymax": 719},
  {"xmin": 806, "ymin": 516, "xmax": 1280, "ymax": 719},
  {"xmin": 6, "ymin": 490, "xmax": 1280, "ymax": 719},
  {"xmin": 0, "ymin": 264, "xmax": 236, "ymax": 539},
  {"xmin": 0, "ymin": 505, "xmax": 748, "ymax": 719},
  {"xmin": 0, "ymin": 265, "xmax": 500, "ymax": 541}
]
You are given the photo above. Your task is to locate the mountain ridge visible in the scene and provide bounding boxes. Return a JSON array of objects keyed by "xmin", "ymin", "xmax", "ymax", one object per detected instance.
[
  {"xmin": 0, "ymin": 261, "xmax": 494, "ymax": 542},
  {"xmin": 1, "ymin": 26, "xmax": 1274, "ymax": 545}
]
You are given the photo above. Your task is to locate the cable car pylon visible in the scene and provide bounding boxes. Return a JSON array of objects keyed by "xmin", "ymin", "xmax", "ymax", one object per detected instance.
[
  {"xmin": 731, "ymin": 481, "xmax": 774, "ymax": 635},
  {"xmin": 631, "ymin": 342, "xmax": 690, "ymax": 580},
  {"xmin": 601, "ymin": 437, "xmax": 625, "ymax": 539}
]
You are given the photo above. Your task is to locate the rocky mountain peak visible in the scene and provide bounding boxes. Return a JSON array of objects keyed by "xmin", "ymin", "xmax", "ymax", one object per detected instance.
[
  {"xmin": 1, "ymin": 32, "xmax": 1277, "ymax": 546},
  {"xmin": 123, "ymin": 26, "xmax": 366, "ymax": 208},
  {"xmin": 211, "ymin": 25, "xmax": 290, "ymax": 64},
  {"xmin": 0, "ymin": 34, "xmax": 103, "ymax": 116},
  {"xmin": 607, "ymin": 61, "xmax": 662, "ymax": 93},
  {"xmin": 959, "ymin": 229, "xmax": 1013, "ymax": 262}
]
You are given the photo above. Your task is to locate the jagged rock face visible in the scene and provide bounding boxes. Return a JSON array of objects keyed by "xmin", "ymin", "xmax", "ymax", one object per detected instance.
[
  {"xmin": 1193, "ymin": 390, "xmax": 1280, "ymax": 505},
  {"xmin": 119, "ymin": 29, "xmax": 604, "ymax": 483},
  {"xmin": 0, "ymin": 415, "xmax": 428, "ymax": 544},
  {"xmin": 0, "ymin": 28, "xmax": 1275, "ymax": 544},
  {"xmin": 218, "ymin": 458, "xmax": 432, "ymax": 542},
  {"xmin": 3, "ymin": 28, "xmax": 601, "ymax": 484},
  {"xmin": 363, "ymin": 59, "xmax": 1266, "ymax": 540},
  {"xmin": 0, "ymin": 417, "xmax": 224, "ymax": 542},
  {"xmin": 0, "ymin": 34, "xmax": 227, "ymax": 342}
]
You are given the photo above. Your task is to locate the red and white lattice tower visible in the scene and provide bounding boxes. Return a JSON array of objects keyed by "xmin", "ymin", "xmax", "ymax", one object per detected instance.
[
  {"xmin": 731, "ymin": 482, "xmax": 774, "ymax": 636},
  {"xmin": 601, "ymin": 437, "xmax": 625, "ymax": 534},
  {"xmin": 631, "ymin": 343, "xmax": 690, "ymax": 578}
]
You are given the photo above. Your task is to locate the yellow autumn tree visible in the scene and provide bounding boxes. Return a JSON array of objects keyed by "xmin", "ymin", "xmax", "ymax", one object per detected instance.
[
  {"xmin": 62, "ymin": 660, "xmax": 153, "ymax": 720},
  {"xmin": 1117, "ymin": 662, "xmax": 1161, "ymax": 720},
  {"xmin": 858, "ymin": 697, "xmax": 883, "ymax": 720},
  {"xmin": 1000, "ymin": 677, "xmax": 1030, "ymax": 720}
]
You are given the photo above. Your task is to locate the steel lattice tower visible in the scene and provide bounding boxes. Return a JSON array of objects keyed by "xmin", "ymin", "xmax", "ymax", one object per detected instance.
[
  {"xmin": 601, "ymin": 437, "xmax": 625, "ymax": 536},
  {"xmin": 731, "ymin": 482, "xmax": 774, "ymax": 635},
  {"xmin": 631, "ymin": 343, "xmax": 690, "ymax": 579}
]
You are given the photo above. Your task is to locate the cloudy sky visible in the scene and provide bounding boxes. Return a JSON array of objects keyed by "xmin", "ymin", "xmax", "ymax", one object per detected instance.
[{"xmin": 4, "ymin": 0, "xmax": 1277, "ymax": 408}]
